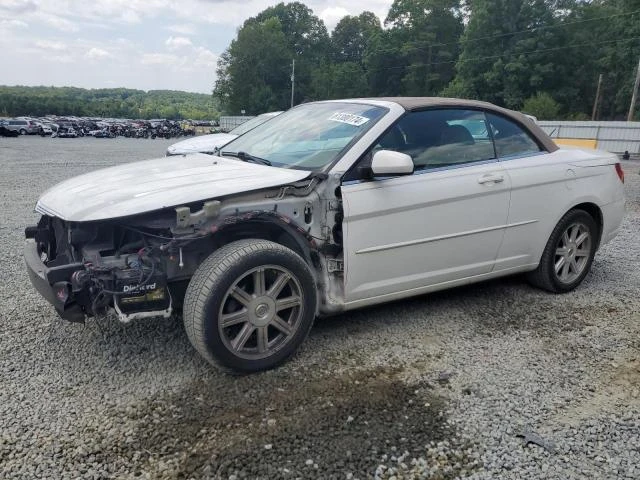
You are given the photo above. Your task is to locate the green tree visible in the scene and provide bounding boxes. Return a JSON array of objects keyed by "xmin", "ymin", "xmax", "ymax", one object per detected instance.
[
  {"xmin": 310, "ymin": 61, "xmax": 370, "ymax": 99},
  {"xmin": 252, "ymin": 2, "xmax": 329, "ymax": 59},
  {"xmin": 332, "ymin": 12, "xmax": 382, "ymax": 64},
  {"xmin": 251, "ymin": 2, "xmax": 330, "ymax": 104},
  {"xmin": 522, "ymin": 92, "xmax": 561, "ymax": 119},
  {"xmin": 446, "ymin": 0, "xmax": 568, "ymax": 109},
  {"xmin": 364, "ymin": 30, "xmax": 408, "ymax": 96},
  {"xmin": 215, "ymin": 2, "xmax": 331, "ymax": 110},
  {"xmin": 573, "ymin": 0, "xmax": 640, "ymax": 119},
  {"xmin": 0, "ymin": 86, "xmax": 218, "ymax": 119},
  {"xmin": 365, "ymin": 0, "xmax": 464, "ymax": 97},
  {"xmin": 306, "ymin": 11, "xmax": 381, "ymax": 99},
  {"xmin": 214, "ymin": 17, "xmax": 292, "ymax": 113}
]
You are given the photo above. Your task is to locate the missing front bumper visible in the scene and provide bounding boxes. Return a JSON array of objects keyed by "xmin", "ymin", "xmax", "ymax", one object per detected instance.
[{"xmin": 24, "ymin": 239, "xmax": 86, "ymax": 322}]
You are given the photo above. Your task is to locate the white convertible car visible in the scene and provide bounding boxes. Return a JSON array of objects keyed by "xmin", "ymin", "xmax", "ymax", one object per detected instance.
[{"xmin": 25, "ymin": 98, "xmax": 625, "ymax": 373}]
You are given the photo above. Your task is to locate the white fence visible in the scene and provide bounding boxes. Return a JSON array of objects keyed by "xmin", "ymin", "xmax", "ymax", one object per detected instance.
[
  {"xmin": 538, "ymin": 121, "xmax": 640, "ymax": 154},
  {"xmin": 218, "ymin": 115, "xmax": 254, "ymax": 132}
]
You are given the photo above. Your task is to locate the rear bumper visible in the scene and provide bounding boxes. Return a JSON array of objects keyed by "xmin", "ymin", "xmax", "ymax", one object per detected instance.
[{"xmin": 24, "ymin": 240, "xmax": 86, "ymax": 322}]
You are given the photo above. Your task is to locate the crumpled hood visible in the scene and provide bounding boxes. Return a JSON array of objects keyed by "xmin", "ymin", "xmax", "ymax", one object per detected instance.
[
  {"xmin": 36, "ymin": 154, "xmax": 310, "ymax": 222},
  {"xmin": 166, "ymin": 133, "xmax": 237, "ymax": 155}
]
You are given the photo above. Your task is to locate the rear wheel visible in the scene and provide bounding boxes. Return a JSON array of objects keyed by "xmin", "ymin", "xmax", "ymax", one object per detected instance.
[
  {"xmin": 527, "ymin": 209, "xmax": 598, "ymax": 293},
  {"xmin": 19, "ymin": 129, "xmax": 27, "ymax": 135},
  {"xmin": 183, "ymin": 240, "xmax": 316, "ymax": 373}
]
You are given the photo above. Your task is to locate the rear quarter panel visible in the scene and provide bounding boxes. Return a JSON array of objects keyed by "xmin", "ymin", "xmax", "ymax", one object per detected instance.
[{"xmin": 498, "ymin": 148, "xmax": 623, "ymax": 269}]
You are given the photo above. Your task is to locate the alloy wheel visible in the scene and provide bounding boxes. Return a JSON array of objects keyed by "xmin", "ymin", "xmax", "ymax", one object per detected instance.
[
  {"xmin": 218, "ymin": 265, "xmax": 304, "ymax": 360},
  {"xmin": 554, "ymin": 222, "xmax": 592, "ymax": 284}
]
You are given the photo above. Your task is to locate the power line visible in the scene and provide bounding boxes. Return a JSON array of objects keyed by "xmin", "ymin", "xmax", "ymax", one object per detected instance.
[
  {"xmin": 457, "ymin": 9, "xmax": 640, "ymax": 46},
  {"xmin": 363, "ymin": 35, "xmax": 640, "ymax": 73},
  {"xmin": 369, "ymin": 9, "xmax": 640, "ymax": 58}
]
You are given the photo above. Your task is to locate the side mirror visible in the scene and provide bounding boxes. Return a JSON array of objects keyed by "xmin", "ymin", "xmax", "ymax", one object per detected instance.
[{"xmin": 370, "ymin": 150, "xmax": 414, "ymax": 177}]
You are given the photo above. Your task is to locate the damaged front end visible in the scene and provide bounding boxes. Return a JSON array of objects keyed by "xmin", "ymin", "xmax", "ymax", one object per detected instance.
[
  {"xmin": 25, "ymin": 214, "xmax": 177, "ymax": 323},
  {"xmin": 25, "ymin": 173, "xmax": 346, "ymax": 324}
]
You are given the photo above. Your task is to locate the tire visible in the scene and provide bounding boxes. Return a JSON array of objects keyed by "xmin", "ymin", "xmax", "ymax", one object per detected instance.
[
  {"xmin": 19, "ymin": 129, "xmax": 27, "ymax": 135},
  {"xmin": 527, "ymin": 209, "xmax": 598, "ymax": 293},
  {"xmin": 183, "ymin": 239, "xmax": 317, "ymax": 373}
]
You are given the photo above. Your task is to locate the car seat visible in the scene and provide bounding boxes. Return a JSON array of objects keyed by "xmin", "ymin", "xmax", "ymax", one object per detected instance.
[{"xmin": 440, "ymin": 124, "xmax": 475, "ymax": 145}]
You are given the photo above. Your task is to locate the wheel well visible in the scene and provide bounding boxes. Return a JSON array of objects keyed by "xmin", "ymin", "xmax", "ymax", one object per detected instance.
[
  {"xmin": 571, "ymin": 202, "xmax": 603, "ymax": 249},
  {"xmin": 211, "ymin": 220, "xmax": 311, "ymax": 264}
]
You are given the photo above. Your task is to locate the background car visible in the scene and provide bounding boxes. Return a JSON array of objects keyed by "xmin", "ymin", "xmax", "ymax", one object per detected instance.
[
  {"xmin": 35, "ymin": 122, "xmax": 54, "ymax": 136},
  {"xmin": 53, "ymin": 122, "xmax": 78, "ymax": 138},
  {"xmin": 0, "ymin": 120, "xmax": 20, "ymax": 137},
  {"xmin": 5, "ymin": 119, "xmax": 39, "ymax": 135},
  {"xmin": 166, "ymin": 111, "xmax": 282, "ymax": 156}
]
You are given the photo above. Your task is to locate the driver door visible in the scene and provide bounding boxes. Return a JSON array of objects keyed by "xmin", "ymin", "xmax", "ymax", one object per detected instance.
[{"xmin": 340, "ymin": 108, "xmax": 511, "ymax": 303}]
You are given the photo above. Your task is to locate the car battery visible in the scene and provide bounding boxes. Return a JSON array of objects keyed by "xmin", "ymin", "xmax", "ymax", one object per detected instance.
[{"xmin": 112, "ymin": 268, "xmax": 170, "ymax": 314}]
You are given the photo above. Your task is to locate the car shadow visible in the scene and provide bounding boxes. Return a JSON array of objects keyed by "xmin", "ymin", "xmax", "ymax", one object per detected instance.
[{"xmin": 313, "ymin": 272, "xmax": 621, "ymax": 362}]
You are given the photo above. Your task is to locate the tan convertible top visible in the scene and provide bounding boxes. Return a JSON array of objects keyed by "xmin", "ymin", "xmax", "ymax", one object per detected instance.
[{"xmin": 373, "ymin": 97, "xmax": 559, "ymax": 153}]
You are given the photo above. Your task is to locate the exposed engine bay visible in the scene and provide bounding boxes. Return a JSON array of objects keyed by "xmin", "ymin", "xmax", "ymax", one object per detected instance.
[{"xmin": 25, "ymin": 173, "xmax": 345, "ymax": 323}]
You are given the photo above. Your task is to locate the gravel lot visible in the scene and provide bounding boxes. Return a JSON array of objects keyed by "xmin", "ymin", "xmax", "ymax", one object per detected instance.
[{"xmin": 1, "ymin": 136, "xmax": 639, "ymax": 480}]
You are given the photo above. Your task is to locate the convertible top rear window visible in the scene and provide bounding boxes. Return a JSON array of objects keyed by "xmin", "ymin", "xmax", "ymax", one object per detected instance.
[{"xmin": 485, "ymin": 113, "xmax": 543, "ymax": 158}]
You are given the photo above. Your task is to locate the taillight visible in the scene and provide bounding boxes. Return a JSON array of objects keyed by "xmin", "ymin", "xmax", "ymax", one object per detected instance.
[{"xmin": 615, "ymin": 163, "xmax": 624, "ymax": 183}]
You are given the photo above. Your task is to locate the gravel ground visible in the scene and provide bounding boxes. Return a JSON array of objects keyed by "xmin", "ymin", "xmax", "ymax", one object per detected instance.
[{"xmin": 1, "ymin": 136, "xmax": 639, "ymax": 480}]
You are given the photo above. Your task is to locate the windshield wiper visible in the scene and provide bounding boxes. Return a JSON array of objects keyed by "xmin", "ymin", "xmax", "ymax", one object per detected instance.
[{"xmin": 220, "ymin": 150, "xmax": 272, "ymax": 166}]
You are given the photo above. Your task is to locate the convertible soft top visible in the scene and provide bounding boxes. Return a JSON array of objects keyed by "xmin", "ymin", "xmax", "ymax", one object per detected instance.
[{"xmin": 373, "ymin": 97, "xmax": 559, "ymax": 153}]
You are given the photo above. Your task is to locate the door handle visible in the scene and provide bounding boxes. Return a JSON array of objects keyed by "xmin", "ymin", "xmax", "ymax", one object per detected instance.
[{"xmin": 478, "ymin": 174, "xmax": 505, "ymax": 185}]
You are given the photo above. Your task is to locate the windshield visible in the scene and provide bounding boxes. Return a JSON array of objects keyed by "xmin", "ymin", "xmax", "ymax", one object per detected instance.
[
  {"xmin": 229, "ymin": 113, "xmax": 280, "ymax": 136},
  {"xmin": 220, "ymin": 102, "xmax": 387, "ymax": 170}
]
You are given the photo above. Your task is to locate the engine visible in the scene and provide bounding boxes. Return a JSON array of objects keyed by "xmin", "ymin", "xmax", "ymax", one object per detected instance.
[{"xmin": 29, "ymin": 215, "xmax": 179, "ymax": 322}]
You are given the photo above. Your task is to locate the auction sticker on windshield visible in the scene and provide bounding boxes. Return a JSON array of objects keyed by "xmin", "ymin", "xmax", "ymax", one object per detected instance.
[{"xmin": 328, "ymin": 112, "xmax": 370, "ymax": 127}]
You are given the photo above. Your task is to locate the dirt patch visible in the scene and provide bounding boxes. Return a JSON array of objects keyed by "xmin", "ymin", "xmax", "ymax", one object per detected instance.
[
  {"xmin": 94, "ymin": 367, "xmax": 451, "ymax": 479},
  {"xmin": 555, "ymin": 357, "xmax": 640, "ymax": 426}
]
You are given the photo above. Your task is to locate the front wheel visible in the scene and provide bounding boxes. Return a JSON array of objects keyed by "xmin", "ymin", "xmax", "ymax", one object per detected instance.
[
  {"xmin": 183, "ymin": 240, "xmax": 317, "ymax": 373},
  {"xmin": 527, "ymin": 209, "xmax": 598, "ymax": 293}
]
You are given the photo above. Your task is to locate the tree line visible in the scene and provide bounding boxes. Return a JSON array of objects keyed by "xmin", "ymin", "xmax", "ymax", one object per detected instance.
[
  {"xmin": 214, "ymin": 0, "xmax": 640, "ymax": 120},
  {"xmin": 0, "ymin": 87, "xmax": 220, "ymax": 120}
]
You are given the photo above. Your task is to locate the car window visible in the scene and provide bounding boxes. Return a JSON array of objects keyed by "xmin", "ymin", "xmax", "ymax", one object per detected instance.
[
  {"xmin": 229, "ymin": 113, "xmax": 279, "ymax": 136},
  {"xmin": 485, "ymin": 113, "xmax": 542, "ymax": 158},
  {"xmin": 220, "ymin": 102, "xmax": 387, "ymax": 170},
  {"xmin": 374, "ymin": 109, "xmax": 496, "ymax": 171}
]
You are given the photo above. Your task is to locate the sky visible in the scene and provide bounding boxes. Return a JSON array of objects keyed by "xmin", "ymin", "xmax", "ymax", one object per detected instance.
[{"xmin": 0, "ymin": 0, "xmax": 393, "ymax": 94}]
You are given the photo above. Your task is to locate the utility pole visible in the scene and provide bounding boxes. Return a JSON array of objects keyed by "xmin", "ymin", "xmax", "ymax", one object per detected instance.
[
  {"xmin": 627, "ymin": 56, "xmax": 640, "ymax": 121},
  {"xmin": 592, "ymin": 74, "xmax": 603, "ymax": 121},
  {"xmin": 290, "ymin": 59, "xmax": 295, "ymax": 108}
]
